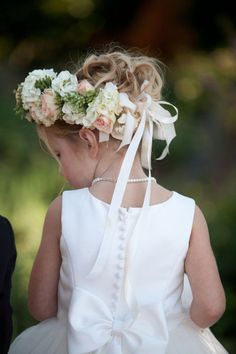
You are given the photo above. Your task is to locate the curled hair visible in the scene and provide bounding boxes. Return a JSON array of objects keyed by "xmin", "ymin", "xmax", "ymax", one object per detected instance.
[
  {"xmin": 38, "ymin": 46, "xmax": 165, "ymax": 151},
  {"xmin": 76, "ymin": 46, "xmax": 164, "ymax": 102}
]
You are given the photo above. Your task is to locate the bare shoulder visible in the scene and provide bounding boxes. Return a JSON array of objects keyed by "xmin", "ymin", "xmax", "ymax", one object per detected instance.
[
  {"xmin": 47, "ymin": 195, "xmax": 62, "ymax": 216},
  {"xmin": 193, "ymin": 203, "xmax": 207, "ymax": 222},
  {"xmin": 43, "ymin": 195, "xmax": 62, "ymax": 241},
  {"xmin": 185, "ymin": 203, "xmax": 214, "ymax": 271},
  {"xmin": 190, "ymin": 204, "xmax": 210, "ymax": 244}
]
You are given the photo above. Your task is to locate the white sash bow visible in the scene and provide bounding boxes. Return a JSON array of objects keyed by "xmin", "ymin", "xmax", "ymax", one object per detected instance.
[{"xmin": 68, "ymin": 287, "xmax": 169, "ymax": 354}]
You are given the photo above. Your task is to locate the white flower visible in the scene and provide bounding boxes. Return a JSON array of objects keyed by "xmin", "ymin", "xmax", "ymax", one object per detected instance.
[
  {"xmin": 83, "ymin": 82, "xmax": 122, "ymax": 128},
  {"xmin": 29, "ymin": 69, "xmax": 56, "ymax": 78},
  {"xmin": 52, "ymin": 71, "xmax": 78, "ymax": 97},
  {"xmin": 62, "ymin": 102, "xmax": 84, "ymax": 125},
  {"xmin": 21, "ymin": 69, "xmax": 56, "ymax": 109},
  {"xmin": 100, "ymin": 82, "xmax": 122, "ymax": 114}
]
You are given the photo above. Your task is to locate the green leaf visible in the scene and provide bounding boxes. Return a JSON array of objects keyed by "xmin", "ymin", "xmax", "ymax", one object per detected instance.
[
  {"xmin": 35, "ymin": 76, "xmax": 52, "ymax": 91},
  {"xmin": 14, "ymin": 84, "xmax": 25, "ymax": 117}
]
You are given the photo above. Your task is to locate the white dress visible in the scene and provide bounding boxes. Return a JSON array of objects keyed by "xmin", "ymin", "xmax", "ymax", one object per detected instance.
[{"xmin": 8, "ymin": 187, "xmax": 229, "ymax": 354}]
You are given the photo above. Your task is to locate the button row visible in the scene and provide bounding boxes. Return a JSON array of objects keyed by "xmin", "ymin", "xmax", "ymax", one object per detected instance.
[{"xmin": 111, "ymin": 214, "xmax": 128, "ymax": 316}]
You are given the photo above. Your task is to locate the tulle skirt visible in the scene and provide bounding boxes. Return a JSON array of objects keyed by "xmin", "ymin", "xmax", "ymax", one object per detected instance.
[
  {"xmin": 167, "ymin": 315, "xmax": 228, "ymax": 354},
  {"xmin": 8, "ymin": 317, "xmax": 67, "ymax": 354},
  {"xmin": 8, "ymin": 314, "xmax": 229, "ymax": 354}
]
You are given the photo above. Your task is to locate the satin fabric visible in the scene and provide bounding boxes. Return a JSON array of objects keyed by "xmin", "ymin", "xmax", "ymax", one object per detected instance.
[
  {"xmin": 68, "ymin": 286, "xmax": 170, "ymax": 354},
  {"xmin": 8, "ymin": 188, "xmax": 229, "ymax": 354}
]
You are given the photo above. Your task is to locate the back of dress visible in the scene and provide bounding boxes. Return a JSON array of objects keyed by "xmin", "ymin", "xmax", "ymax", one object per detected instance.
[
  {"xmin": 9, "ymin": 187, "xmax": 228, "ymax": 354},
  {"xmin": 58, "ymin": 187, "xmax": 195, "ymax": 354}
]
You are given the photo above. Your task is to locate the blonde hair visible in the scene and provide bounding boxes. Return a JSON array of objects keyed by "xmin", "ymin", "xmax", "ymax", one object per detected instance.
[
  {"xmin": 76, "ymin": 47, "xmax": 164, "ymax": 102},
  {"xmin": 38, "ymin": 46, "xmax": 165, "ymax": 151}
]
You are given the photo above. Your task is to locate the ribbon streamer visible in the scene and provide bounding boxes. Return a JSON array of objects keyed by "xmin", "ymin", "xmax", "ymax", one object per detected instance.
[
  {"xmin": 83, "ymin": 85, "xmax": 178, "ymax": 353},
  {"xmin": 86, "ymin": 87, "xmax": 178, "ymax": 282}
]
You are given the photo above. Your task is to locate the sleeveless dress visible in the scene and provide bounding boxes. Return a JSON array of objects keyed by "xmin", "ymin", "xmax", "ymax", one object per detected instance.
[{"xmin": 8, "ymin": 187, "xmax": 228, "ymax": 354}]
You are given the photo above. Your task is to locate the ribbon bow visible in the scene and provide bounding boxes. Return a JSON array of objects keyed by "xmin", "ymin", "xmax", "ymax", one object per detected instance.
[
  {"xmin": 116, "ymin": 85, "xmax": 178, "ymax": 170},
  {"xmin": 68, "ymin": 286, "xmax": 169, "ymax": 354}
]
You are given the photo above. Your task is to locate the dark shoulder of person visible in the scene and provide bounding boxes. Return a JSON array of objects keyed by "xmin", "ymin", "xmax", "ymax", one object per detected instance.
[
  {"xmin": 0, "ymin": 216, "xmax": 17, "ymax": 276},
  {"xmin": 0, "ymin": 215, "xmax": 17, "ymax": 354}
]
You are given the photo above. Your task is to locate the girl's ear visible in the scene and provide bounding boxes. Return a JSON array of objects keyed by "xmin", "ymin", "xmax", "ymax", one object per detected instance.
[{"xmin": 79, "ymin": 128, "xmax": 99, "ymax": 158}]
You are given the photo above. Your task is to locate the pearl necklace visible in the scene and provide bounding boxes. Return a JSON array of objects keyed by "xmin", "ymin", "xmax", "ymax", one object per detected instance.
[{"xmin": 91, "ymin": 176, "xmax": 156, "ymax": 186}]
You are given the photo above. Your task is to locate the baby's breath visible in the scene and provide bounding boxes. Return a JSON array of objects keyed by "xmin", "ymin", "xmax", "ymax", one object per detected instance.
[
  {"xmin": 84, "ymin": 90, "xmax": 98, "ymax": 104},
  {"xmin": 64, "ymin": 90, "xmax": 98, "ymax": 114}
]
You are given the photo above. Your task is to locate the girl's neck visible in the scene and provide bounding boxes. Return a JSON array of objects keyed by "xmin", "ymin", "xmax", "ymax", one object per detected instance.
[{"xmin": 93, "ymin": 150, "xmax": 147, "ymax": 181}]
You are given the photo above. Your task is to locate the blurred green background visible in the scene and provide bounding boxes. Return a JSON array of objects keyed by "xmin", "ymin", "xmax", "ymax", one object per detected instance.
[{"xmin": 0, "ymin": 0, "xmax": 235, "ymax": 352}]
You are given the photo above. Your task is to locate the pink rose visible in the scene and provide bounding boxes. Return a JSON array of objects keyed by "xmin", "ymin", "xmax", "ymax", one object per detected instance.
[
  {"xmin": 93, "ymin": 115, "xmax": 114, "ymax": 134},
  {"xmin": 41, "ymin": 89, "xmax": 59, "ymax": 120},
  {"xmin": 28, "ymin": 103, "xmax": 46, "ymax": 124},
  {"xmin": 77, "ymin": 80, "xmax": 94, "ymax": 94}
]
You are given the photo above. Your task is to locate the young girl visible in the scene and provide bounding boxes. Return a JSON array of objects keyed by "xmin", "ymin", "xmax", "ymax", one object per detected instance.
[{"xmin": 9, "ymin": 49, "xmax": 228, "ymax": 354}]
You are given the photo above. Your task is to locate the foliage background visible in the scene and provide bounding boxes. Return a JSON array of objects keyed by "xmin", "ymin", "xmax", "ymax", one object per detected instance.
[{"xmin": 0, "ymin": 0, "xmax": 235, "ymax": 351}]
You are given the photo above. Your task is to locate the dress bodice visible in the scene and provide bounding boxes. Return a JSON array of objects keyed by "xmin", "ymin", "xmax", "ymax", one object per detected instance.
[{"xmin": 57, "ymin": 187, "xmax": 195, "ymax": 354}]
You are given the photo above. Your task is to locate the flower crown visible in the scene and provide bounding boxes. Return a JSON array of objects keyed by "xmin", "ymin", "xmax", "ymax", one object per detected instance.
[
  {"xmin": 15, "ymin": 68, "xmax": 178, "ymax": 167},
  {"xmin": 15, "ymin": 69, "xmax": 139, "ymax": 141}
]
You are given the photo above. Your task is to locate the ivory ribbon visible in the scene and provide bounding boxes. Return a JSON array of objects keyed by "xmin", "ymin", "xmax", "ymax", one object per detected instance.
[{"xmin": 87, "ymin": 84, "xmax": 178, "ymax": 279}]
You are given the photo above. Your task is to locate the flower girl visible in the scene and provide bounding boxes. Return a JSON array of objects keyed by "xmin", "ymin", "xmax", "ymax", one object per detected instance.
[{"xmin": 9, "ymin": 48, "xmax": 228, "ymax": 353}]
